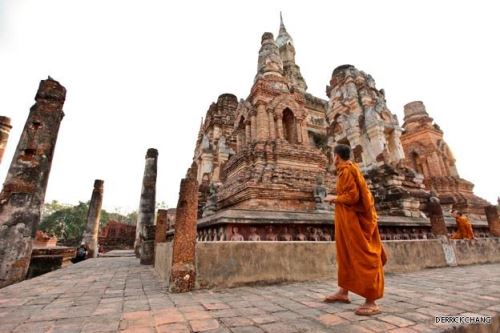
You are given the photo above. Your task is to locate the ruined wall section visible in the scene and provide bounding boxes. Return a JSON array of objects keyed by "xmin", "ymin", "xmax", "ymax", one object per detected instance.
[{"xmin": 401, "ymin": 101, "xmax": 490, "ymax": 217}]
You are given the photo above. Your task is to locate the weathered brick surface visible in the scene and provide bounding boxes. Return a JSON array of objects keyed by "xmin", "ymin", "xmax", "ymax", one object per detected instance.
[
  {"xmin": 0, "ymin": 253, "xmax": 498, "ymax": 332},
  {"xmin": 400, "ymin": 101, "xmax": 490, "ymax": 218},
  {"xmin": 485, "ymin": 205, "xmax": 500, "ymax": 237},
  {"xmin": 155, "ymin": 209, "xmax": 168, "ymax": 244},
  {"xmin": 169, "ymin": 164, "xmax": 199, "ymax": 293},
  {"xmin": 0, "ymin": 77, "xmax": 66, "ymax": 288}
]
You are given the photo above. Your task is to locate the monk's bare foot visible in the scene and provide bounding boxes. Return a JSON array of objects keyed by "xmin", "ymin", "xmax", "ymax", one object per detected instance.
[
  {"xmin": 323, "ymin": 288, "xmax": 350, "ymax": 303},
  {"xmin": 355, "ymin": 300, "xmax": 381, "ymax": 316}
]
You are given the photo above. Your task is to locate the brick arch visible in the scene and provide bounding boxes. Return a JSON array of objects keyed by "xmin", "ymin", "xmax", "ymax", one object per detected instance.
[
  {"xmin": 407, "ymin": 142, "xmax": 427, "ymax": 156},
  {"xmin": 266, "ymin": 95, "xmax": 304, "ymax": 120},
  {"xmin": 234, "ymin": 101, "xmax": 252, "ymax": 130},
  {"xmin": 406, "ymin": 142, "xmax": 428, "ymax": 176},
  {"xmin": 234, "ymin": 114, "xmax": 247, "ymax": 130}
]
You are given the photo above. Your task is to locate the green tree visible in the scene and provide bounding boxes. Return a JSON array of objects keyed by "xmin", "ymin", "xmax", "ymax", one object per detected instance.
[
  {"xmin": 39, "ymin": 201, "xmax": 132, "ymax": 244},
  {"xmin": 39, "ymin": 201, "xmax": 90, "ymax": 242}
]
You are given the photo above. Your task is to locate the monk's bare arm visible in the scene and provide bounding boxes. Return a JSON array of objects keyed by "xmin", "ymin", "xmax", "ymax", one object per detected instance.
[
  {"xmin": 324, "ymin": 194, "xmax": 336, "ymax": 203},
  {"xmin": 335, "ymin": 169, "xmax": 359, "ymax": 205}
]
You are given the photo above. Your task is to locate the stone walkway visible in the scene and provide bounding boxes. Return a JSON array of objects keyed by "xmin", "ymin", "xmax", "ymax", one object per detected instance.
[{"xmin": 0, "ymin": 252, "xmax": 499, "ymax": 333}]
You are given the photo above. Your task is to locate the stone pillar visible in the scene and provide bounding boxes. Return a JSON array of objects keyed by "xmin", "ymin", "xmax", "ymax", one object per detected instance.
[
  {"xmin": 169, "ymin": 163, "xmax": 198, "ymax": 293},
  {"xmin": 0, "ymin": 77, "xmax": 66, "ymax": 288},
  {"xmin": 134, "ymin": 148, "xmax": 158, "ymax": 264},
  {"xmin": 155, "ymin": 209, "xmax": 167, "ymax": 244},
  {"xmin": 485, "ymin": 205, "xmax": 500, "ymax": 237},
  {"xmin": 142, "ymin": 224, "xmax": 155, "ymax": 265},
  {"xmin": 82, "ymin": 180, "xmax": 104, "ymax": 258},
  {"xmin": 427, "ymin": 195, "xmax": 447, "ymax": 236},
  {"xmin": 0, "ymin": 116, "xmax": 12, "ymax": 164}
]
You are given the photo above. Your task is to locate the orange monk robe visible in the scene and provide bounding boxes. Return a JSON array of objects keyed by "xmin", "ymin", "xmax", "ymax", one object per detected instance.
[
  {"xmin": 334, "ymin": 161, "xmax": 387, "ymax": 300},
  {"xmin": 451, "ymin": 216, "xmax": 474, "ymax": 239}
]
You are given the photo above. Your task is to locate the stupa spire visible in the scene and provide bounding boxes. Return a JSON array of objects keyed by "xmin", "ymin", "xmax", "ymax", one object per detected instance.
[{"xmin": 276, "ymin": 12, "xmax": 294, "ymax": 48}]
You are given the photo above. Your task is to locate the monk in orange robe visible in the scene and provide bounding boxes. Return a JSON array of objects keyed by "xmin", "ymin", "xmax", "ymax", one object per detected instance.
[
  {"xmin": 450, "ymin": 210, "xmax": 474, "ymax": 239},
  {"xmin": 323, "ymin": 144, "xmax": 387, "ymax": 316}
]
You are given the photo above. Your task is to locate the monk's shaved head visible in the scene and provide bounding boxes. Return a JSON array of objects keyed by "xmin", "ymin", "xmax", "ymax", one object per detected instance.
[{"xmin": 334, "ymin": 144, "xmax": 351, "ymax": 161}]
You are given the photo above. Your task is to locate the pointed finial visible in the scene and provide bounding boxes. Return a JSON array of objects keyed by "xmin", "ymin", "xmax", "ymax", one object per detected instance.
[
  {"xmin": 280, "ymin": 12, "xmax": 286, "ymax": 33},
  {"xmin": 276, "ymin": 12, "xmax": 293, "ymax": 48}
]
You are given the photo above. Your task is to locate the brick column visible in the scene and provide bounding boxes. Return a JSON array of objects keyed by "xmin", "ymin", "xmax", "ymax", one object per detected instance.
[
  {"xmin": 134, "ymin": 148, "xmax": 158, "ymax": 265},
  {"xmin": 155, "ymin": 209, "xmax": 167, "ymax": 244},
  {"xmin": 276, "ymin": 115, "xmax": 284, "ymax": 140},
  {"xmin": 0, "ymin": 116, "xmax": 12, "ymax": 164},
  {"xmin": 82, "ymin": 179, "xmax": 104, "ymax": 258},
  {"xmin": 268, "ymin": 110, "xmax": 276, "ymax": 140},
  {"xmin": 169, "ymin": 163, "xmax": 198, "ymax": 293},
  {"xmin": 296, "ymin": 120, "xmax": 303, "ymax": 143},
  {"xmin": 256, "ymin": 102, "xmax": 268, "ymax": 141},
  {"xmin": 301, "ymin": 119, "xmax": 309, "ymax": 145},
  {"xmin": 0, "ymin": 77, "xmax": 66, "ymax": 288},
  {"xmin": 485, "ymin": 205, "xmax": 500, "ymax": 237},
  {"xmin": 427, "ymin": 196, "xmax": 447, "ymax": 236}
]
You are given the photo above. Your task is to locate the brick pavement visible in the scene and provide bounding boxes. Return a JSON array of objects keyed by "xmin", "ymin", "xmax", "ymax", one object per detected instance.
[{"xmin": 0, "ymin": 251, "xmax": 499, "ymax": 333}]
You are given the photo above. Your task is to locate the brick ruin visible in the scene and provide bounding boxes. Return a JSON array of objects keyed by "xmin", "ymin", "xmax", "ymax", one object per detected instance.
[
  {"xmin": 134, "ymin": 148, "xmax": 158, "ymax": 265},
  {"xmin": 169, "ymin": 164, "xmax": 198, "ymax": 292},
  {"xmin": 27, "ymin": 230, "xmax": 75, "ymax": 280},
  {"xmin": 0, "ymin": 77, "xmax": 66, "ymax": 288},
  {"xmin": 400, "ymin": 101, "xmax": 490, "ymax": 219},
  {"xmin": 189, "ymin": 16, "xmax": 493, "ymax": 242},
  {"xmin": 326, "ymin": 65, "xmax": 428, "ymax": 218},
  {"xmin": 98, "ymin": 220, "xmax": 136, "ymax": 252},
  {"xmin": 82, "ymin": 179, "xmax": 104, "ymax": 258},
  {"xmin": 155, "ymin": 209, "xmax": 167, "ymax": 244}
]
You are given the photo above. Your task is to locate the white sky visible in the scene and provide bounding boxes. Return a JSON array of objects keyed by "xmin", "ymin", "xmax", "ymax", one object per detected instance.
[{"xmin": 0, "ymin": 0, "xmax": 498, "ymax": 213}]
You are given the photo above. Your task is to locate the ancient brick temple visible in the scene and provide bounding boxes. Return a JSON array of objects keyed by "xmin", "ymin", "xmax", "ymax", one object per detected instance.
[
  {"xmin": 98, "ymin": 220, "xmax": 136, "ymax": 252},
  {"xmin": 400, "ymin": 101, "xmax": 490, "ymax": 219},
  {"xmin": 187, "ymin": 17, "xmax": 492, "ymax": 241}
]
